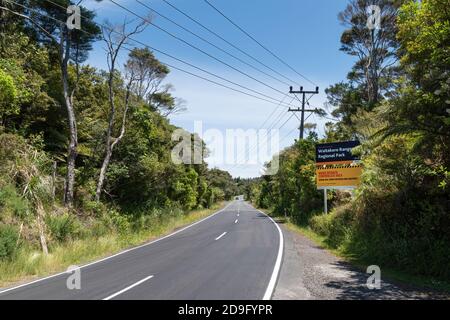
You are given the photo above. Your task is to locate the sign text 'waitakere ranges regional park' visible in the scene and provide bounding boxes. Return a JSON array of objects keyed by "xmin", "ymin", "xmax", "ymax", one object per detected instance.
[{"xmin": 316, "ymin": 141, "xmax": 362, "ymax": 190}]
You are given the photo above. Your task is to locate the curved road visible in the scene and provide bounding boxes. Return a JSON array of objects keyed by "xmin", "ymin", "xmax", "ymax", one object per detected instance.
[{"xmin": 0, "ymin": 201, "xmax": 283, "ymax": 300}]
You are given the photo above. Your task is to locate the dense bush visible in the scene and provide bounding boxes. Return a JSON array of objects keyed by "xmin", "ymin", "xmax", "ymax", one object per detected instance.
[
  {"xmin": 0, "ymin": 224, "xmax": 19, "ymax": 259},
  {"xmin": 0, "ymin": 184, "xmax": 29, "ymax": 219},
  {"xmin": 255, "ymin": 135, "xmax": 323, "ymax": 224},
  {"xmin": 45, "ymin": 213, "xmax": 80, "ymax": 243},
  {"xmin": 247, "ymin": 0, "xmax": 450, "ymax": 284}
]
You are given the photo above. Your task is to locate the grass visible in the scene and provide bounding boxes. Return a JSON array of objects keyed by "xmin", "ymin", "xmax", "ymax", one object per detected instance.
[
  {"xmin": 0, "ymin": 202, "xmax": 226, "ymax": 289},
  {"xmin": 258, "ymin": 207, "xmax": 450, "ymax": 294}
]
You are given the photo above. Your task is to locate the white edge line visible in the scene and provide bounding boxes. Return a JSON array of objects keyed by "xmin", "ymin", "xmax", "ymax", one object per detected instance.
[
  {"xmin": 214, "ymin": 232, "xmax": 227, "ymax": 241},
  {"xmin": 103, "ymin": 275, "xmax": 154, "ymax": 300},
  {"xmin": 258, "ymin": 208, "xmax": 284, "ymax": 301},
  {"xmin": 0, "ymin": 202, "xmax": 234, "ymax": 295}
]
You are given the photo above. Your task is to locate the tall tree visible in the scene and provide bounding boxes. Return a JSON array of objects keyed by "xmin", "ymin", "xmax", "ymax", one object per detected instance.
[
  {"xmin": 380, "ymin": 0, "xmax": 450, "ymax": 163},
  {"xmin": 0, "ymin": 1, "xmax": 101, "ymax": 207},
  {"xmin": 338, "ymin": 0, "xmax": 401, "ymax": 106},
  {"xmin": 95, "ymin": 20, "xmax": 148, "ymax": 201}
]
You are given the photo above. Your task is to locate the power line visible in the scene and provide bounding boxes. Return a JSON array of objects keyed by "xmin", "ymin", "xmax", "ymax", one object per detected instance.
[
  {"xmin": 248, "ymin": 96, "xmax": 297, "ymax": 151},
  {"xmin": 134, "ymin": 0, "xmax": 291, "ymax": 87},
  {"xmin": 231, "ymin": 107, "xmax": 294, "ymax": 169},
  {"xmin": 202, "ymin": 0, "xmax": 317, "ymax": 86},
  {"xmin": 232, "ymin": 95, "xmax": 320, "ymax": 170},
  {"xmin": 280, "ymin": 112, "xmax": 314, "ymax": 143},
  {"xmin": 160, "ymin": 0, "xmax": 300, "ymax": 87},
  {"xmin": 108, "ymin": 0, "xmax": 288, "ymax": 97},
  {"xmin": 232, "ymin": 112, "xmax": 295, "ymax": 170},
  {"xmin": 259, "ymin": 94, "xmax": 289, "ymax": 129},
  {"xmin": 232, "ymin": 110, "xmax": 315, "ymax": 172},
  {"xmin": 26, "ymin": 0, "xmax": 296, "ymax": 108},
  {"xmin": 3, "ymin": 0, "xmax": 316, "ymax": 177}
]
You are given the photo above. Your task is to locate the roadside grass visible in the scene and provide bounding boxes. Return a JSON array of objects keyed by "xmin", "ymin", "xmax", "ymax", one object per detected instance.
[
  {"xmin": 0, "ymin": 202, "xmax": 226, "ymax": 289},
  {"xmin": 258, "ymin": 207, "xmax": 450, "ymax": 294}
]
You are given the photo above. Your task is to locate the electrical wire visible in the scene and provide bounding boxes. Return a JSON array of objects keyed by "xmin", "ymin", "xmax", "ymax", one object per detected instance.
[
  {"xmin": 161, "ymin": 0, "xmax": 301, "ymax": 86},
  {"xmin": 202, "ymin": 0, "xmax": 317, "ymax": 86}
]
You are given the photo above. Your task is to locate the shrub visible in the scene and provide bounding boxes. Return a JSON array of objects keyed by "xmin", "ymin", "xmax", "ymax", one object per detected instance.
[
  {"xmin": 0, "ymin": 184, "xmax": 29, "ymax": 219},
  {"xmin": 310, "ymin": 204, "xmax": 355, "ymax": 249},
  {"xmin": 45, "ymin": 213, "xmax": 79, "ymax": 242},
  {"xmin": 102, "ymin": 209, "xmax": 130, "ymax": 234},
  {"xmin": 0, "ymin": 224, "xmax": 19, "ymax": 259},
  {"xmin": 89, "ymin": 220, "xmax": 110, "ymax": 238}
]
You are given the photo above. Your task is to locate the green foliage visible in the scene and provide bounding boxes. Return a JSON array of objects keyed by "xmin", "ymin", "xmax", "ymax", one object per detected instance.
[
  {"xmin": 0, "ymin": 133, "xmax": 52, "ymax": 206},
  {"xmin": 0, "ymin": 184, "xmax": 29, "ymax": 220},
  {"xmin": 247, "ymin": 0, "xmax": 450, "ymax": 283},
  {"xmin": 0, "ymin": 68, "xmax": 18, "ymax": 118},
  {"xmin": 309, "ymin": 204, "xmax": 354, "ymax": 249},
  {"xmin": 45, "ymin": 213, "xmax": 80, "ymax": 243},
  {"xmin": 103, "ymin": 209, "xmax": 131, "ymax": 235},
  {"xmin": 254, "ymin": 134, "xmax": 323, "ymax": 223},
  {"xmin": 303, "ymin": 0, "xmax": 450, "ymax": 281},
  {"xmin": 0, "ymin": 6, "xmax": 235, "ymax": 284},
  {"xmin": 205, "ymin": 169, "xmax": 239, "ymax": 201},
  {"xmin": 0, "ymin": 224, "xmax": 19, "ymax": 260}
]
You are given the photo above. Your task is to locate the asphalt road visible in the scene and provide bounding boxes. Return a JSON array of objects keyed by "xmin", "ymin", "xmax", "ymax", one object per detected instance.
[{"xmin": 0, "ymin": 201, "xmax": 283, "ymax": 300}]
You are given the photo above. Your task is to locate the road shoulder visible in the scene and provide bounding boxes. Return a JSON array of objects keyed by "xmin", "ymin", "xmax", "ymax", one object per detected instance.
[{"xmin": 273, "ymin": 223, "xmax": 449, "ymax": 300}]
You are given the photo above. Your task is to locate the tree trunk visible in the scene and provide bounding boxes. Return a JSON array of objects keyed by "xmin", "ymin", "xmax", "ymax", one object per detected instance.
[
  {"xmin": 95, "ymin": 81, "xmax": 132, "ymax": 202},
  {"xmin": 36, "ymin": 202, "xmax": 48, "ymax": 255},
  {"xmin": 95, "ymin": 147, "xmax": 112, "ymax": 201},
  {"xmin": 62, "ymin": 63, "xmax": 78, "ymax": 208},
  {"xmin": 60, "ymin": 29, "xmax": 78, "ymax": 209},
  {"xmin": 95, "ymin": 69, "xmax": 115, "ymax": 202},
  {"xmin": 51, "ymin": 161, "xmax": 57, "ymax": 201}
]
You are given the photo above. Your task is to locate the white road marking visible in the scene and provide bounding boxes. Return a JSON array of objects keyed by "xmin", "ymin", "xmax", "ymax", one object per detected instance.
[
  {"xmin": 234, "ymin": 219, "xmax": 238, "ymax": 224},
  {"xmin": 258, "ymin": 209, "xmax": 284, "ymax": 301},
  {"xmin": 0, "ymin": 202, "xmax": 234, "ymax": 295},
  {"xmin": 103, "ymin": 275, "xmax": 154, "ymax": 300},
  {"xmin": 237, "ymin": 213, "xmax": 240, "ymax": 217},
  {"xmin": 215, "ymin": 232, "xmax": 227, "ymax": 241}
]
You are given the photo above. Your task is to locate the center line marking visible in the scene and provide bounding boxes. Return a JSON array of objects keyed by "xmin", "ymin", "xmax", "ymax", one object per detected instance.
[
  {"xmin": 103, "ymin": 275, "xmax": 154, "ymax": 300},
  {"xmin": 215, "ymin": 232, "xmax": 227, "ymax": 241},
  {"xmin": 235, "ymin": 219, "xmax": 238, "ymax": 224}
]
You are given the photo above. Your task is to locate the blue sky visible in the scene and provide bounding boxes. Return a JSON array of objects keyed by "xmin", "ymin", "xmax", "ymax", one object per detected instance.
[{"xmin": 82, "ymin": 0, "xmax": 354, "ymax": 178}]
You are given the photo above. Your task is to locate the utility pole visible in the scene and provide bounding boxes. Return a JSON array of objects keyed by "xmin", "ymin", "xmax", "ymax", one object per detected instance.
[
  {"xmin": 288, "ymin": 86, "xmax": 319, "ymax": 218},
  {"xmin": 288, "ymin": 86, "xmax": 319, "ymax": 140}
]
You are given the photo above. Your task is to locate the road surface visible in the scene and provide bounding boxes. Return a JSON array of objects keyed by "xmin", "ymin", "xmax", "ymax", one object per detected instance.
[{"xmin": 0, "ymin": 201, "xmax": 283, "ymax": 300}]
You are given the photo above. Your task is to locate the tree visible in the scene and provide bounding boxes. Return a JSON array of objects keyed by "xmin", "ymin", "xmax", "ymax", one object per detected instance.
[
  {"xmin": 124, "ymin": 47, "xmax": 184, "ymax": 117},
  {"xmin": 95, "ymin": 20, "xmax": 148, "ymax": 201},
  {"xmin": 205, "ymin": 169, "xmax": 239, "ymax": 201},
  {"xmin": 0, "ymin": 68, "xmax": 18, "ymax": 124},
  {"xmin": 126, "ymin": 47, "xmax": 169, "ymax": 102},
  {"xmin": 0, "ymin": 1, "xmax": 101, "ymax": 207},
  {"xmin": 377, "ymin": 0, "xmax": 450, "ymax": 185},
  {"xmin": 338, "ymin": 0, "xmax": 401, "ymax": 106},
  {"xmin": 382, "ymin": 0, "xmax": 450, "ymax": 140}
]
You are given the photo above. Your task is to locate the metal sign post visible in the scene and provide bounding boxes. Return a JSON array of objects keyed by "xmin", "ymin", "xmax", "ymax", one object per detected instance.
[{"xmin": 323, "ymin": 188, "xmax": 328, "ymax": 214}]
